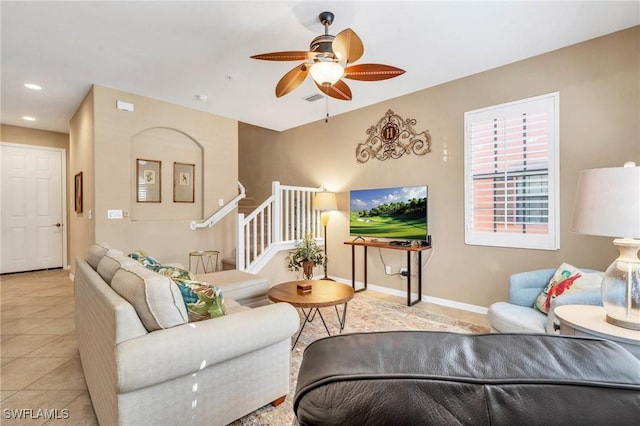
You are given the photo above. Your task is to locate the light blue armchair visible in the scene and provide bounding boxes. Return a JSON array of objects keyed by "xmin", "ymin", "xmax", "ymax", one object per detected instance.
[{"xmin": 488, "ymin": 268, "xmax": 603, "ymax": 334}]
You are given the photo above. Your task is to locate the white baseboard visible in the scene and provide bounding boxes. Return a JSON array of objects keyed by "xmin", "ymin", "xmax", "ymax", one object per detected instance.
[{"xmin": 330, "ymin": 276, "xmax": 488, "ymax": 315}]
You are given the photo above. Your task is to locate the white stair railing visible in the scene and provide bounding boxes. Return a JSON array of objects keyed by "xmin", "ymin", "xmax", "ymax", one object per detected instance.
[
  {"xmin": 190, "ymin": 182, "xmax": 246, "ymax": 230},
  {"xmin": 237, "ymin": 181, "xmax": 323, "ymax": 272}
]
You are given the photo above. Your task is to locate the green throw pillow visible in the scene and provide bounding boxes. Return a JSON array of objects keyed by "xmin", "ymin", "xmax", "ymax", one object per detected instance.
[
  {"xmin": 177, "ymin": 280, "xmax": 226, "ymax": 322},
  {"xmin": 128, "ymin": 251, "xmax": 226, "ymax": 322}
]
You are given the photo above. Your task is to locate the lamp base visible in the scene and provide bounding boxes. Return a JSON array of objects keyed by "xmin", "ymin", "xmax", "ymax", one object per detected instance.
[
  {"xmin": 601, "ymin": 238, "xmax": 640, "ymax": 331},
  {"xmin": 606, "ymin": 313, "xmax": 640, "ymax": 331}
]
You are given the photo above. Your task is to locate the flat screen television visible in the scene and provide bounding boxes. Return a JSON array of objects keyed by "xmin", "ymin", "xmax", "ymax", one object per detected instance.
[{"xmin": 349, "ymin": 185, "xmax": 428, "ymax": 241}]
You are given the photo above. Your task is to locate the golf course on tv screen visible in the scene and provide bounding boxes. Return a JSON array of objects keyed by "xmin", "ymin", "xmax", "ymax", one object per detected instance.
[{"xmin": 349, "ymin": 185, "xmax": 428, "ymax": 240}]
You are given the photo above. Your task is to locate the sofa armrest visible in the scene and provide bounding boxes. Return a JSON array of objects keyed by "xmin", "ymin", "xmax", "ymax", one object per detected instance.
[
  {"xmin": 508, "ymin": 268, "xmax": 556, "ymax": 307},
  {"xmin": 116, "ymin": 302, "xmax": 299, "ymax": 393}
]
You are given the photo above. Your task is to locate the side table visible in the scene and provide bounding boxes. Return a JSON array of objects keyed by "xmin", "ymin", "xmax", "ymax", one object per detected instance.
[
  {"xmin": 555, "ymin": 305, "xmax": 640, "ymax": 360},
  {"xmin": 268, "ymin": 280, "xmax": 354, "ymax": 349},
  {"xmin": 189, "ymin": 250, "xmax": 219, "ymax": 274}
]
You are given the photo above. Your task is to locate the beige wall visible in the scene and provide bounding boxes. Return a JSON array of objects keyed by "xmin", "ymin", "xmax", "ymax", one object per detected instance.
[
  {"xmin": 69, "ymin": 85, "xmax": 239, "ymax": 270},
  {"xmin": 1, "ymin": 124, "xmax": 71, "ymax": 266},
  {"xmin": 239, "ymin": 27, "xmax": 640, "ymax": 308},
  {"xmin": 69, "ymin": 88, "xmax": 96, "ymax": 270}
]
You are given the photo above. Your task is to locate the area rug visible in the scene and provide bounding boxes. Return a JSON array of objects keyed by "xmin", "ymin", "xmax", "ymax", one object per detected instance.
[{"xmin": 231, "ymin": 292, "xmax": 489, "ymax": 425}]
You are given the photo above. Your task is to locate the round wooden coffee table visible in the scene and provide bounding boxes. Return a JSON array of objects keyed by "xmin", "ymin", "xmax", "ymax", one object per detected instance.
[{"xmin": 268, "ymin": 280, "xmax": 354, "ymax": 348}]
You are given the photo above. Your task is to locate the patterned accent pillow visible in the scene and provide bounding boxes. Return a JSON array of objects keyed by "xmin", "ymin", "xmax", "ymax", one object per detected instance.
[
  {"xmin": 128, "ymin": 251, "xmax": 226, "ymax": 322},
  {"xmin": 129, "ymin": 250, "xmax": 161, "ymax": 268},
  {"xmin": 176, "ymin": 279, "xmax": 226, "ymax": 322},
  {"xmin": 534, "ymin": 263, "xmax": 603, "ymax": 314}
]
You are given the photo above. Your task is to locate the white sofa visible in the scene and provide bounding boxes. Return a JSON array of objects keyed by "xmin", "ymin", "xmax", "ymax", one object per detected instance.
[{"xmin": 74, "ymin": 243, "xmax": 299, "ymax": 426}]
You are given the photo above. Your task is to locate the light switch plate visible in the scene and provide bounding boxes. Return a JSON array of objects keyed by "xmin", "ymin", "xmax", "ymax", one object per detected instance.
[{"xmin": 107, "ymin": 209, "xmax": 123, "ymax": 219}]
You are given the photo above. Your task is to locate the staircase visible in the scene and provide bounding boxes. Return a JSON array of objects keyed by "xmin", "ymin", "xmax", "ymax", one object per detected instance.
[
  {"xmin": 221, "ymin": 197, "xmax": 256, "ymax": 270},
  {"xmin": 193, "ymin": 181, "xmax": 324, "ymax": 274}
]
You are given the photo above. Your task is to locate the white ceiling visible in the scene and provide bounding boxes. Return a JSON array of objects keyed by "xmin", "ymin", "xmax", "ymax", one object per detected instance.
[{"xmin": 2, "ymin": 1, "xmax": 638, "ymax": 134}]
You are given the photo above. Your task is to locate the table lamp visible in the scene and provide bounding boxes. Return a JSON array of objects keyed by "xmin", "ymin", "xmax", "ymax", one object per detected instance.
[
  {"xmin": 314, "ymin": 191, "xmax": 338, "ymax": 280},
  {"xmin": 570, "ymin": 161, "xmax": 640, "ymax": 330}
]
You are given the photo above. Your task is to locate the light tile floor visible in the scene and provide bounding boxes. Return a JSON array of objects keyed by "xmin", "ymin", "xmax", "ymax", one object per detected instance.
[
  {"xmin": 1, "ymin": 269, "xmax": 96, "ymax": 425},
  {"xmin": 1, "ymin": 269, "xmax": 490, "ymax": 425}
]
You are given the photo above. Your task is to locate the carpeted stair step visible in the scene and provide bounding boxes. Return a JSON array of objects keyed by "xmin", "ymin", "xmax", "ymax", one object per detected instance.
[{"xmin": 238, "ymin": 197, "xmax": 257, "ymax": 215}]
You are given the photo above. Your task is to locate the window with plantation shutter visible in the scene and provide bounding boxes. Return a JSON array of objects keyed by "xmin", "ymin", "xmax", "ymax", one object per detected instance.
[{"xmin": 464, "ymin": 93, "xmax": 559, "ymax": 250}]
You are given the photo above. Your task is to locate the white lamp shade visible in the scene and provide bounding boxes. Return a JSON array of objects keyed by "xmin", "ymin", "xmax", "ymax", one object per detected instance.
[
  {"xmin": 309, "ymin": 62, "xmax": 344, "ymax": 86},
  {"xmin": 314, "ymin": 192, "xmax": 337, "ymax": 211},
  {"xmin": 571, "ymin": 163, "xmax": 640, "ymax": 239}
]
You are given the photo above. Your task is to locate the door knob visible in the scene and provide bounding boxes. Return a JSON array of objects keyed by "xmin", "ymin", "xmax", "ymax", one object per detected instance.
[{"xmin": 53, "ymin": 223, "xmax": 62, "ymax": 227}]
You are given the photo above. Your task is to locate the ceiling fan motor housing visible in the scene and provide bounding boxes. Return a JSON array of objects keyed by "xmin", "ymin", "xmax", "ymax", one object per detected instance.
[{"xmin": 310, "ymin": 34, "xmax": 336, "ymax": 59}]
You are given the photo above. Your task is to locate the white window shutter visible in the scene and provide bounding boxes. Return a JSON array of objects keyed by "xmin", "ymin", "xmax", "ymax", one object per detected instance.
[{"xmin": 464, "ymin": 92, "xmax": 560, "ymax": 250}]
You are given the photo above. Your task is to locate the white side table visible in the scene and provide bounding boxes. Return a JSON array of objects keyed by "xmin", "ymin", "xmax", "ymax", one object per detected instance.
[{"xmin": 555, "ymin": 305, "xmax": 640, "ymax": 360}]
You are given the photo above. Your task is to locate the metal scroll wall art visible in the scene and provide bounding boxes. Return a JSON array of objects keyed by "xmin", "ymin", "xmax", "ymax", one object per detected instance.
[{"xmin": 355, "ymin": 109, "xmax": 431, "ymax": 163}]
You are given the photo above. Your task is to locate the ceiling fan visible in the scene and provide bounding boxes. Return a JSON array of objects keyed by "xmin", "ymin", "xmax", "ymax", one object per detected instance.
[{"xmin": 250, "ymin": 11, "xmax": 405, "ymax": 101}]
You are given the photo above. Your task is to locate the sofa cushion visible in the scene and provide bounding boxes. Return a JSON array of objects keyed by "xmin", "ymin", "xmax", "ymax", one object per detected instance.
[
  {"xmin": 224, "ymin": 298, "xmax": 251, "ymax": 315},
  {"xmin": 195, "ymin": 270, "xmax": 270, "ymax": 303},
  {"xmin": 96, "ymin": 249, "xmax": 137, "ymax": 285},
  {"xmin": 110, "ymin": 263, "xmax": 189, "ymax": 331},
  {"xmin": 86, "ymin": 242, "xmax": 114, "ymax": 270},
  {"xmin": 534, "ymin": 263, "xmax": 603, "ymax": 314}
]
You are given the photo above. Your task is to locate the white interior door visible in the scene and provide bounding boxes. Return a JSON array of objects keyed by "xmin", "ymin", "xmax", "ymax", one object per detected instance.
[{"xmin": 1, "ymin": 143, "xmax": 65, "ymax": 273}]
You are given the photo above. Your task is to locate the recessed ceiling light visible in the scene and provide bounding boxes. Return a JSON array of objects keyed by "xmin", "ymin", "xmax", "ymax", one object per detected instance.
[
  {"xmin": 22, "ymin": 116, "xmax": 36, "ymax": 121},
  {"xmin": 24, "ymin": 83, "xmax": 42, "ymax": 90}
]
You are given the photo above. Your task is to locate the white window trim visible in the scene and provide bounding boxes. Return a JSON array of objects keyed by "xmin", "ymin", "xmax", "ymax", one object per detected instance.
[{"xmin": 464, "ymin": 92, "xmax": 560, "ymax": 250}]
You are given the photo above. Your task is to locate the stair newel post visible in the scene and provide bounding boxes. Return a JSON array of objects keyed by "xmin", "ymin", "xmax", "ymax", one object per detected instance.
[
  {"xmin": 273, "ymin": 181, "xmax": 282, "ymax": 245},
  {"xmin": 237, "ymin": 212, "xmax": 245, "ymax": 270}
]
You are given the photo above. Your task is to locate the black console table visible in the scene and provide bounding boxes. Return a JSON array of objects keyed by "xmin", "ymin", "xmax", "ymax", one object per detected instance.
[{"xmin": 344, "ymin": 240, "xmax": 431, "ymax": 306}]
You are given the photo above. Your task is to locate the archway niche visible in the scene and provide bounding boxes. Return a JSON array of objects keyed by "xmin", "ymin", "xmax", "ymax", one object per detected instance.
[{"xmin": 130, "ymin": 127, "xmax": 203, "ymax": 221}]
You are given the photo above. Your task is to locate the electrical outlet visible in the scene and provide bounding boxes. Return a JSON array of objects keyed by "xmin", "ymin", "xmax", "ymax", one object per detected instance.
[
  {"xmin": 385, "ymin": 265, "xmax": 391, "ymax": 274},
  {"xmin": 400, "ymin": 267, "xmax": 408, "ymax": 278}
]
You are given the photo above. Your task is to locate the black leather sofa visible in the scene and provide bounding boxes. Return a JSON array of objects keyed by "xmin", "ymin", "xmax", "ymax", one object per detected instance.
[{"xmin": 294, "ymin": 331, "xmax": 640, "ymax": 425}]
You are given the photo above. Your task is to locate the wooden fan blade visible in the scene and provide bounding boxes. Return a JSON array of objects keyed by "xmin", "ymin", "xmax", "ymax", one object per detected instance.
[
  {"xmin": 275, "ymin": 64, "xmax": 309, "ymax": 97},
  {"xmin": 343, "ymin": 64, "xmax": 406, "ymax": 81},
  {"xmin": 332, "ymin": 28, "xmax": 364, "ymax": 64},
  {"xmin": 316, "ymin": 79, "xmax": 352, "ymax": 101},
  {"xmin": 250, "ymin": 51, "xmax": 313, "ymax": 61}
]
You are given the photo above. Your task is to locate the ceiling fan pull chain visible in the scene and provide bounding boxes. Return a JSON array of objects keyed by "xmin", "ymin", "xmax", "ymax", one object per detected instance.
[{"xmin": 325, "ymin": 95, "xmax": 330, "ymax": 123}]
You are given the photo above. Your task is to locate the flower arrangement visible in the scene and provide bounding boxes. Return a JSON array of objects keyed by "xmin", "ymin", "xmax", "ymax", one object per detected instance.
[{"xmin": 286, "ymin": 233, "xmax": 326, "ymax": 279}]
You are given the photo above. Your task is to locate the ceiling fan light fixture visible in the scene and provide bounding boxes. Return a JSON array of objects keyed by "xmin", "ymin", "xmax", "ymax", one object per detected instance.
[
  {"xmin": 310, "ymin": 61, "xmax": 344, "ymax": 86},
  {"xmin": 251, "ymin": 11, "xmax": 402, "ymax": 99}
]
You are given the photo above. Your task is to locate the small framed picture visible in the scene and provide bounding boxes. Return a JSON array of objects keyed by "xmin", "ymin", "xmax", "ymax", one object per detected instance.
[
  {"xmin": 174, "ymin": 162, "xmax": 195, "ymax": 203},
  {"xmin": 74, "ymin": 172, "xmax": 83, "ymax": 213},
  {"xmin": 136, "ymin": 159, "xmax": 161, "ymax": 203}
]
